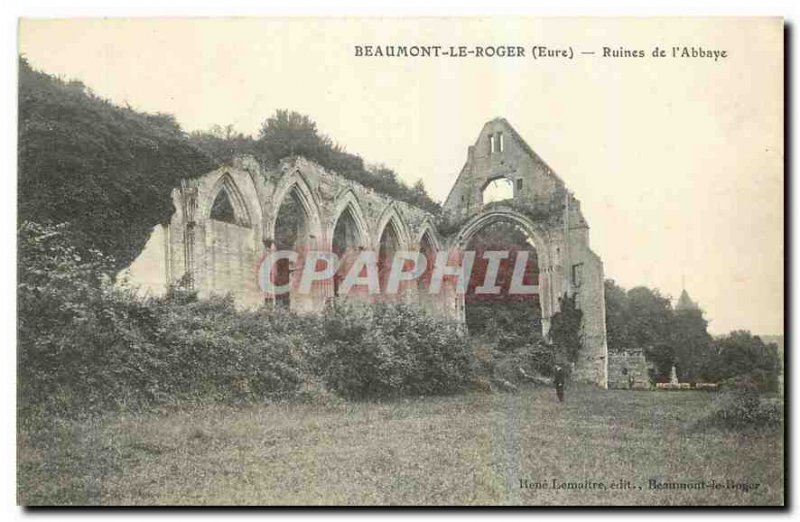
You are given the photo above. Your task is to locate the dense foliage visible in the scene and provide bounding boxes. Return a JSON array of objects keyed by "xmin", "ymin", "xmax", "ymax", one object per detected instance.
[
  {"xmin": 464, "ymin": 221, "xmax": 541, "ymax": 337},
  {"xmin": 309, "ymin": 303, "xmax": 473, "ymax": 399},
  {"xmin": 19, "ymin": 58, "xmax": 439, "ymax": 276},
  {"xmin": 19, "ymin": 223, "xmax": 475, "ymax": 416},
  {"xmin": 191, "ymin": 110, "xmax": 441, "ymax": 213},
  {"xmin": 548, "ymin": 293, "xmax": 583, "ymax": 365},
  {"xmin": 605, "ymin": 280, "xmax": 781, "ymax": 391},
  {"xmin": 18, "ymin": 222, "xmax": 307, "ymax": 415},
  {"xmin": 695, "ymin": 389, "xmax": 782, "ymax": 431},
  {"xmin": 470, "ymin": 329, "xmax": 555, "ymax": 390},
  {"xmin": 711, "ymin": 331, "xmax": 782, "ymax": 392},
  {"xmin": 671, "ymin": 306, "xmax": 715, "ymax": 382},
  {"xmin": 18, "ymin": 58, "xmax": 216, "ymax": 271}
]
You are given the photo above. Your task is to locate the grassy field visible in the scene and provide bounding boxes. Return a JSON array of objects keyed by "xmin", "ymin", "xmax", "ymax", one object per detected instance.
[{"xmin": 18, "ymin": 386, "xmax": 783, "ymax": 506}]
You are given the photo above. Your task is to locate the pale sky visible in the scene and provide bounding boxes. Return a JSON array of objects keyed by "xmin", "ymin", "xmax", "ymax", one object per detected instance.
[{"xmin": 18, "ymin": 17, "xmax": 784, "ymax": 334}]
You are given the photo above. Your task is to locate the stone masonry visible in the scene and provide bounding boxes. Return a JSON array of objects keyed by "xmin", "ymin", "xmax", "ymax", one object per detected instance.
[
  {"xmin": 125, "ymin": 118, "xmax": 609, "ymax": 387},
  {"xmin": 607, "ymin": 350, "xmax": 653, "ymax": 390}
]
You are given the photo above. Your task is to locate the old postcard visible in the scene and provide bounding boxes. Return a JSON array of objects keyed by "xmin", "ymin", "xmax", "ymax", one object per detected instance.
[{"xmin": 16, "ymin": 17, "xmax": 784, "ymax": 506}]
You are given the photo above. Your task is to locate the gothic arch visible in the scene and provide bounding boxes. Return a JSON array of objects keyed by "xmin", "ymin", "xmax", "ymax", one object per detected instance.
[
  {"xmin": 267, "ymin": 169, "xmax": 323, "ymax": 245},
  {"xmin": 375, "ymin": 202, "xmax": 411, "ymax": 252},
  {"xmin": 454, "ymin": 209, "xmax": 551, "ymax": 269},
  {"xmin": 416, "ymin": 218, "xmax": 442, "ymax": 252},
  {"xmin": 203, "ymin": 171, "xmax": 257, "ymax": 227},
  {"xmin": 455, "ymin": 208, "xmax": 554, "ymax": 336},
  {"xmin": 330, "ymin": 188, "xmax": 370, "ymax": 249},
  {"xmin": 416, "ymin": 222, "xmax": 440, "ymax": 296}
]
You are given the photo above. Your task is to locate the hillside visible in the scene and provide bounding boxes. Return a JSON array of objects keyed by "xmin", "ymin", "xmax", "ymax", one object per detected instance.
[
  {"xmin": 18, "ymin": 57, "xmax": 217, "ymax": 270},
  {"xmin": 18, "ymin": 58, "xmax": 439, "ymax": 272}
]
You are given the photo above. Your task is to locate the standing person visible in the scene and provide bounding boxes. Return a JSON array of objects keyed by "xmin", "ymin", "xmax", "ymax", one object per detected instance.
[{"xmin": 554, "ymin": 364, "xmax": 566, "ymax": 403}]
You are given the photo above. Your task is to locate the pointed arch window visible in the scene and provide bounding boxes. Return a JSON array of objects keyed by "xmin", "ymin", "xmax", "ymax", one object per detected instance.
[
  {"xmin": 210, "ymin": 189, "xmax": 237, "ymax": 224},
  {"xmin": 208, "ymin": 174, "xmax": 253, "ymax": 227},
  {"xmin": 378, "ymin": 220, "xmax": 401, "ymax": 293}
]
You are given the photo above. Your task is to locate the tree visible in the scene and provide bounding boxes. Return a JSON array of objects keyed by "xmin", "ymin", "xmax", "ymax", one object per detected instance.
[
  {"xmin": 710, "ymin": 331, "xmax": 781, "ymax": 392},
  {"xmin": 549, "ymin": 293, "xmax": 583, "ymax": 365},
  {"xmin": 603, "ymin": 278, "xmax": 780, "ymax": 389},
  {"xmin": 604, "ymin": 279, "xmax": 632, "ymax": 352},
  {"xmin": 189, "ymin": 125, "xmax": 257, "ymax": 164},
  {"xmin": 191, "ymin": 109, "xmax": 442, "ymax": 213},
  {"xmin": 604, "ymin": 280, "xmax": 678, "ymax": 379},
  {"xmin": 621, "ymin": 286, "xmax": 674, "ymax": 379},
  {"xmin": 671, "ymin": 307, "xmax": 714, "ymax": 382},
  {"xmin": 252, "ymin": 110, "xmax": 441, "ymax": 213},
  {"xmin": 18, "ymin": 57, "xmax": 215, "ymax": 271},
  {"xmin": 257, "ymin": 109, "xmax": 332, "ymax": 163}
]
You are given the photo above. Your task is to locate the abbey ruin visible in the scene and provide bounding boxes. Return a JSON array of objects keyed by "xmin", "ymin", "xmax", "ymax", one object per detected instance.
[{"xmin": 127, "ymin": 118, "xmax": 609, "ymax": 387}]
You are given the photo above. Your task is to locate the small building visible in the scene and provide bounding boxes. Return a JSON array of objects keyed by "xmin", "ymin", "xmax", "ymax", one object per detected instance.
[{"xmin": 608, "ymin": 349, "xmax": 653, "ymax": 390}]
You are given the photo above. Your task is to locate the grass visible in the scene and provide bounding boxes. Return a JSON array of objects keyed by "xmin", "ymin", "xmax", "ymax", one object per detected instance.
[{"xmin": 18, "ymin": 386, "xmax": 784, "ymax": 506}]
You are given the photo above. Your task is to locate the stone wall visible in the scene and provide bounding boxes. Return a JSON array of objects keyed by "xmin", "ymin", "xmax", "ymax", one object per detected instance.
[
  {"xmin": 608, "ymin": 350, "xmax": 653, "ymax": 390},
  {"xmin": 441, "ymin": 118, "xmax": 608, "ymax": 387},
  {"xmin": 126, "ymin": 155, "xmax": 437, "ymax": 311},
  {"xmin": 443, "ymin": 118, "xmax": 566, "ymax": 220},
  {"xmin": 125, "ymin": 118, "xmax": 609, "ymax": 387}
]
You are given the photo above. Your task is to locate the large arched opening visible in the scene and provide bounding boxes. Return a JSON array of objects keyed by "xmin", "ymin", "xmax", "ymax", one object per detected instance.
[
  {"xmin": 272, "ymin": 186, "xmax": 311, "ymax": 309},
  {"xmin": 331, "ymin": 204, "xmax": 365, "ymax": 298},
  {"xmin": 204, "ymin": 173, "xmax": 260, "ymax": 301},
  {"xmin": 463, "ymin": 219, "xmax": 542, "ymax": 337},
  {"xmin": 455, "ymin": 210, "xmax": 551, "ymax": 343},
  {"xmin": 378, "ymin": 219, "xmax": 402, "ymax": 299},
  {"xmin": 416, "ymin": 229, "xmax": 437, "ymax": 311}
]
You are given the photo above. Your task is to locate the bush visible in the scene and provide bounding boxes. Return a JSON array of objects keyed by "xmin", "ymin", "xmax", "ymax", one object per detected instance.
[
  {"xmin": 470, "ymin": 329, "xmax": 556, "ymax": 389},
  {"xmin": 146, "ymin": 296, "xmax": 308, "ymax": 404},
  {"xmin": 695, "ymin": 390, "xmax": 782, "ymax": 431},
  {"xmin": 491, "ymin": 340, "xmax": 556, "ymax": 385},
  {"xmin": 19, "ymin": 223, "xmax": 481, "ymax": 414},
  {"xmin": 310, "ymin": 303, "xmax": 473, "ymax": 399},
  {"xmin": 708, "ymin": 331, "xmax": 782, "ymax": 393},
  {"xmin": 18, "ymin": 222, "xmax": 309, "ymax": 416}
]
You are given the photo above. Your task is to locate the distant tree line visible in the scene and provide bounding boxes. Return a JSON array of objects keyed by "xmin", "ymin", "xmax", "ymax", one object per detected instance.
[{"xmin": 605, "ymin": 280, "xmax": 781, "ymax": 391}]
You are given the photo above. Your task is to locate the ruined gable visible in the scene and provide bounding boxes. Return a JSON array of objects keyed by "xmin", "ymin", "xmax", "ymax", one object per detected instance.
[{"xmin": 443, "ymin": 118, "xmax": 567, "ymax": 219}]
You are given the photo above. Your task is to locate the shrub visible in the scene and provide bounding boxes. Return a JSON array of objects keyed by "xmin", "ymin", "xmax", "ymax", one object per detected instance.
[
  {"xmin": 695, "ymin": 390, "xmax": 783, "ymax": 431},
  {"xmin": 146, "ymin": 296, "xmax": 307, "ymax": 404},
  {"xmin": 470, "ymin": 330, "xmax": 556, "ymax": 389},
  {"xmin": 19, "ymin": 223, "xmax": 478, "ymax": 414},
  {"xmin": 18, "ymin": 222, "xmax": 309, "ymax": 416},
  {"xmin": 19, "ymin": 221, "xmax": 120, "ymax": 415},
  {"xmin": 708, "ymin": 331, "xmax": 782, "ymax": 393},
  {"xmin": 310, "ymin": 303, "xmax": 473, "ymax": 399}
]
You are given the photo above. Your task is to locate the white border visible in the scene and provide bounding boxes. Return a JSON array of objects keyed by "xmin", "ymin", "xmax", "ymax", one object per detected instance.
[{"xmin": 3, "ymin": 1, "xmax": 796, "ymax": 520}]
